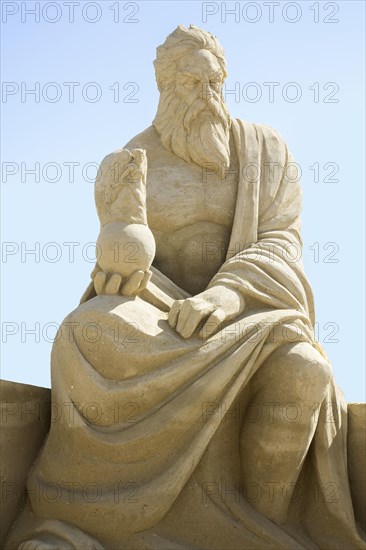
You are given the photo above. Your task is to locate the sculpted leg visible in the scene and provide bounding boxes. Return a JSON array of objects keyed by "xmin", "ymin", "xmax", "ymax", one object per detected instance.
[{"xmin": 240, "ymin": 341, "xmax": 332, "ymax": 525}]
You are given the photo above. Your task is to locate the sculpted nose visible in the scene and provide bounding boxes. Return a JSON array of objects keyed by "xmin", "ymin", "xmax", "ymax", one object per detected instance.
[
  {"xmin": 204, "ymin": 80, "xmax": 218, "ymax": 99},
  {"xmin": 201, "ymin": 82, "xmax": 213, "ymax": 101}
]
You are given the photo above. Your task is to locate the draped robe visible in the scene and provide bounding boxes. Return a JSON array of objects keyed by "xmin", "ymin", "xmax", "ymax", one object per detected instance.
[{"xmin": 6, "ymin": 120, "xmax": 365, "ymax": 549}]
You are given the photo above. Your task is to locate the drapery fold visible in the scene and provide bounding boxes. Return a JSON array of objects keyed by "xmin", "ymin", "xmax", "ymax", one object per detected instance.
[{"xmin": 6, "ymin": 120, "xmax": 364, "ymax": 549}]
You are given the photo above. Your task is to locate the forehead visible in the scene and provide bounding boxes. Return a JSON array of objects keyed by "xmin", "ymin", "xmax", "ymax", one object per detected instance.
[{"xmin": 178, "ymin": 49, "xmax": 222, "ymax": 78}]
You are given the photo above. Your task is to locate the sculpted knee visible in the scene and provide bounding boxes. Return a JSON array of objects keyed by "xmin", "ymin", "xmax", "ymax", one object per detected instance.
[
  {"xmin": 313, "ymin": 353, "xmax": 333, "ymax": 388},
  {"xmin": 284, "ymin": 342, "xmax": 333, "ymax": 389}
]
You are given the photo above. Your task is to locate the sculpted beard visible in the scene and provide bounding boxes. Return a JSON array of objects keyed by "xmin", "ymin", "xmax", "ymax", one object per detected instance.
[{"xmin": 153, "ymin": 84, "xmax": 231, "ymax": 170}]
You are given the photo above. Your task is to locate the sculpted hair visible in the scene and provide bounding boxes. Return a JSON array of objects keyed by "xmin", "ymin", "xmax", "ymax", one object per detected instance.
[{"xmin": 154, "ymin": 24, "xmax": 227, "ymax": 90}]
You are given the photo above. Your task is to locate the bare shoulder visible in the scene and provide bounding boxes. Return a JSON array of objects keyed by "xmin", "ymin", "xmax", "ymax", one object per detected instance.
[
  {"xmin": 96, "ymin": 126, "xmax": 161, "ymax": 178},
  {"xmin": 124, "ymin": 125, "xmax": 162, "ymax": 156}
]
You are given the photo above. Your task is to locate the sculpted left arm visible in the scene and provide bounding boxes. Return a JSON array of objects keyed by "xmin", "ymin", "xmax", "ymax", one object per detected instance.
[
  {"xmin": 92, "ymin": 148, "xmax": 155, "ymax": 297},
  {"xmin": 170, "ymin": 128, "xmax": 315, "ymax": 340},
  {"xmin": 206, "ymin": 137, "xmax": 315, "ymax": 329}
]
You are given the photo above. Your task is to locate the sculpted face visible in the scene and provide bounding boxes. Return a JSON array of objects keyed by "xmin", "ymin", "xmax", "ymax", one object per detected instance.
[
  {"xmin": 153, "ymin": 47, "xmax": 231, "ymax": 171},
  {"xmin": 175, "ymin": 49, "xmax": 224, "ymax": 106}
]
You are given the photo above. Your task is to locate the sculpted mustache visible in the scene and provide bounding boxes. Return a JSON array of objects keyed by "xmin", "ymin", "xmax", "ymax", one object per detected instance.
[{"xmin": 183, "ymin": 96, "xmax": 227, "ymax": 130}]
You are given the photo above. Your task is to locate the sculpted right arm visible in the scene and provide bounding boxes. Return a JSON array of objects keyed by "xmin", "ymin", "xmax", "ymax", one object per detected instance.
[{"xmin": 92, "ymin": 148, "xmax": 155, "ymax": 297}]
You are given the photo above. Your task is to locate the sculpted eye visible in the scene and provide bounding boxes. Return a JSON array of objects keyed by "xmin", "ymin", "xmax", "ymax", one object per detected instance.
[{"xmin": 184, "ymin": 79, "xmax": 200, "ymax": 89}]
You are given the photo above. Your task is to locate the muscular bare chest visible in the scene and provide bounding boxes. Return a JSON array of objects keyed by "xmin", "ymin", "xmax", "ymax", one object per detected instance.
[
  {"xmin": 146, "ymin": 155, "xmax": 237, "ymax": 233},
  {"xmin": 125, "ymin": 127, "xmax": 239, "ymax": 294}
]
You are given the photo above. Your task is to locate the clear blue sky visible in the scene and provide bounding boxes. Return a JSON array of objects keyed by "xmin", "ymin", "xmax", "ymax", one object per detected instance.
[{"xmin": 1, "ymin": 1, "xmax": 365, "ymax": 402}]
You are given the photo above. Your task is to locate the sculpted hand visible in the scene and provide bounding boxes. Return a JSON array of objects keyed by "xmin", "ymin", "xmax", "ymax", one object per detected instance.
[
  {"xmin": 168, "ymin": 285, "xmax": 245, "ymax": 339},
  {"xmin": 92, "ymin": 264, "xmax": 151, "ymax": 297}
]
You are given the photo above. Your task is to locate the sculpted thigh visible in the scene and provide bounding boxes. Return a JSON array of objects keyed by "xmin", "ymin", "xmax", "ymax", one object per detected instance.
[{"xmin": 61, "ymin": 295, "xmax": 193, "ymax": 380}]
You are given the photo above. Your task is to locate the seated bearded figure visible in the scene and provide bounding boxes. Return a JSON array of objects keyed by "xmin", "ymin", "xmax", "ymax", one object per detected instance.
[{"xmin": 6, "ymin": 25, "xmax": 365, "ymax": 550}]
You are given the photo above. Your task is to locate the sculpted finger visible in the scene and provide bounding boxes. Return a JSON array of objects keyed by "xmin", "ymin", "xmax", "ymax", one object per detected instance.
[
  {"xmin": 200, "ymin": 308, "xmax": 227, "ymax": 339},
  {"xmin": 90, "ymin": 263, "xmax": 101, "ymax": 279},
  {"xmin": 180, "ymin": 304, "xmax": 214, "ymax": 339},
  {"xmin": 121, "ymin": 270, "xmax": 145, "ymax": 296},
  {"xmin": 138, "ymin": 270, "xmax": 152, "ymax": 292},
  {"xmin": 176, "ymin": 300, "xmax": 195, "ymax": 334},
  {"xmin": 94, "ymin": 271, "xmax": 106, "ymax": 295},
  {"xmin": 105, "ymin": 273, "xmax": 122, "ymax": 295},
  {"xmin": 168, "ymin": 300, "xmax": 184, "ymax": 328}
]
